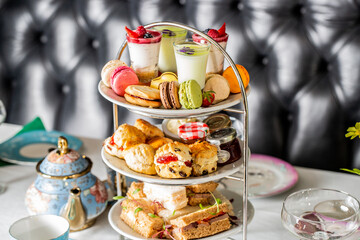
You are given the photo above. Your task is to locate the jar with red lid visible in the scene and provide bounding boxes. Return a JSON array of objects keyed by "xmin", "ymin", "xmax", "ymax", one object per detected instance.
[
  {"xmin": 178, "ymin": 122, "xmax": 209, "ymax": 144},
  {"xmin": 206, "ymin": 127, "xmax": 242, "ymax": 166}
]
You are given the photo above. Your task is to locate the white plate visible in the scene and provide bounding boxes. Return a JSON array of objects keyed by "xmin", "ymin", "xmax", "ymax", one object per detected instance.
[
  {"xmin": 101, "ymin": 145, "xmax": 248, "ymax": 185},
  {"xmin": 98, "ymin": 81, "xmax": 250, "ymax": 119},
  {"xmin": 226, "ymin": 154, "xmax": 299, "ymax": 198},
  {"xmin": 108, "ymin": 189, "xmax": 254, "ymax": 240}
]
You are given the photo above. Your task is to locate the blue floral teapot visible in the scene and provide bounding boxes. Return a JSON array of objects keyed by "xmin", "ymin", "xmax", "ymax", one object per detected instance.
[{"xmin": 25, "ymin": 136, "xmax": 108, "ymax": 230}]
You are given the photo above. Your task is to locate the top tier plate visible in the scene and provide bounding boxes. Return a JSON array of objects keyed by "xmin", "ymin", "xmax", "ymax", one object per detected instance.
[{"xmin": 98, "ymin": 81, "xmax": 249, "ymax": 119}]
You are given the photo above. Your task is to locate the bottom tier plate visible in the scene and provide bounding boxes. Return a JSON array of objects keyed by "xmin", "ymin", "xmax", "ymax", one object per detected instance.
[{"xmin": 108, "ymin": 188, "xmax": 254, "ymax": 240}]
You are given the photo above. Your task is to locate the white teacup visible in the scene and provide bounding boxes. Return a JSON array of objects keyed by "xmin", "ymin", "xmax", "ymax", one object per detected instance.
[{"xmin": 9, "ymin": 215, "xmax": 69, "ymax": 240}]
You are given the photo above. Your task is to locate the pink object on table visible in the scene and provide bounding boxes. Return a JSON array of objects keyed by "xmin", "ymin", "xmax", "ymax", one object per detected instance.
[{"xmin": 110, "ymin": 66, "xmax": 139, "ymax": 96}]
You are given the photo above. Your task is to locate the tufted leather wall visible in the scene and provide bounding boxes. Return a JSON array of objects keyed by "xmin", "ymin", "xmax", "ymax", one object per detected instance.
[{"xmin": 0, "ymin": 0, "xmax": 359, "ymax": 171}]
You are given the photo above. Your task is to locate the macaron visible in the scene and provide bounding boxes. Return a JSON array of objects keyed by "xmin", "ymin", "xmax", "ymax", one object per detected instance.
[
  {"xmin": 204, "ymin": 74, "xmax": 230, "ymax": 104},
  {"xmin": 160, "ymin": 82, "xmax": 172, "ymax": 109},
  {"xmin": 111, "ymin": 66, "xmax": 139, "ymax": 96},
  {"xmin": 159, "ymin": 81, "xmax": 181, "ymax": 109},
  {"xmin": 101, "ymin": 60, "xmax": 127, "ymax": 87},
  {"xmin": 179, "ymin": 80, "xmax": 202, "ymax": 109},
  {"xmin": 169, "ymin": 81, "xmax": 181, "ymax": 109}
]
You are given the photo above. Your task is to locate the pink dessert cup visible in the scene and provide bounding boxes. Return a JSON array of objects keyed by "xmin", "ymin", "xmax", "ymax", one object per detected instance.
[
  {"xmin": 126, "ymin": 29, "xmax": 162, "ymax": 84},
  {"xmin": 192, "ymin": 33, "xmax": 229, "ymax": 75}
]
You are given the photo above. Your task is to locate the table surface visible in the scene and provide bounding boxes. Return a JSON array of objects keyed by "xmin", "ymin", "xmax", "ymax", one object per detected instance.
[{"xmin": 1, "ymin": 123, "xmax": 360, "ymax": 240}]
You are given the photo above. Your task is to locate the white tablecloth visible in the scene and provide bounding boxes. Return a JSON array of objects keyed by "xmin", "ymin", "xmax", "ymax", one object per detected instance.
[{"xmin": 1, "ymin": 123, "xmax": 359, "ymax": 240}]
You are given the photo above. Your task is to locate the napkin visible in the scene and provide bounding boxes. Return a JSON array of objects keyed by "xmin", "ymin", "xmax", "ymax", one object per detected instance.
[{"xmin": 0, "ymin": 117, "xmax": 45, "ymax": 167}]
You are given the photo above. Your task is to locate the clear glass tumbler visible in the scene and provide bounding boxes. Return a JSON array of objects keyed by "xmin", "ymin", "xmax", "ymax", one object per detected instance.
[
  {"xmin": 281, "ymin": 188, "xmax": 360, "ymax": 240},
  {"xmin": 173, "ymin": 39, "xmax": 210, "ymax": 89}
]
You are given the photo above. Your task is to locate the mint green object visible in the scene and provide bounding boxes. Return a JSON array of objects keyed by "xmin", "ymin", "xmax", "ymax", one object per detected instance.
[
  {"xmin": 15, "ymin": 117, "xmax": 46, "ymax": 136},
  {"xmin": 0, "ymin": 117, "xmax": 45, "ymax": 167},
  {"xmin": 186, "ymin": 80, "xmax": 202, "ymax": 109},
  {"xmin": 179, "ymin": 80, "xmax": 202, "ymax": 109},
  {"xmin": 179, "ymin": 82, "xmax": 190, "ymax": 109}
]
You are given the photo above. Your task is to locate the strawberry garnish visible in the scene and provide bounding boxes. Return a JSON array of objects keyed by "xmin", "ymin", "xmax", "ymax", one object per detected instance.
[
  {"xmin": 202, "ymin": 91, "xmax": 215, "ymax": 107},
  {"xmin": 207, "ymin": 29, "xmax": 220, "ymax": 38},
  {"xmin": 218, "ymin": 23, "xmax": 226, "ymax": 37},
  {"xmin": 136, "ymin": 26, "xmax": 147, "ymax": 38},
  {"xmin": 125, "ymin": 26, "xmax": 139, "ymax": 38}
]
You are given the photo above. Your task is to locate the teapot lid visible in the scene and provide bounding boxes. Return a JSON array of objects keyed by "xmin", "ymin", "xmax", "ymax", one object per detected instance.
[{"xmin": 38, "ymin": 136, "xmax": 90, "ymax": 177}]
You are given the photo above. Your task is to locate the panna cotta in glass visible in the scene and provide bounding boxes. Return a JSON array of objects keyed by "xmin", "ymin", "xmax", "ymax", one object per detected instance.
[
  {"xmin": 153, "ymin": 26, "xmax": 187, "ymax": 73},
  {"xmin": 192, "ymin": 23, "xmax": 229, "ymax": 75},
  {"xmin": 126, "ymin": 27, "xmax": 162, "ymax": 84},
  {"xmin": 174, "ymin": 39, "xmax": 210, "ymax": 89}
]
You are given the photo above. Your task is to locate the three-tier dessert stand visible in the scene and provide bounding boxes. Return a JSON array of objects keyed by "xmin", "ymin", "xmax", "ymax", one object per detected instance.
[{"xmin": 98, "ymin": 21, "xmax": 250, "ymax": 240}]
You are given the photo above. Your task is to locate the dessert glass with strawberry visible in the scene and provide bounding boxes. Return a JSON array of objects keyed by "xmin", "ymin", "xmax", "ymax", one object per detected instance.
[
  {"xmin": 152, "ymin": 26, "xmax": 187, "ymax": 73},
  {"xmin": 173, "ymin": 39, "xmax": 210, "ymax": 89},
  {"xmin": 192, "ymin": 23, "xmax": 228, "ymax": 75},
  {"xmin": 125, "ymin": 26, "xmax": 162, "ymax": 84}
]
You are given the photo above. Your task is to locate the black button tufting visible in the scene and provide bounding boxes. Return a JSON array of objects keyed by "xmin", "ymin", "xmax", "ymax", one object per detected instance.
[
  {"xmin": 39, "ymin": 35, "xmax": 48, "ymax": 44},
  {"xmin": 62, "ymin": 85, "xmax": 70, "ymax": 94},
  {"xmin": 292, "ymin": 3, "xmax": 305, "ymax": 18},
  {"xmin": 91, "ymin": 39, "xmax": 100, "ymax": 49},
  {"xmin": 262, "ymin": 57, "xmax": 268, "ymax": 65},
  {"xmin": 179, "ymin": 0, "xmax": 186, "ymax": 6}
]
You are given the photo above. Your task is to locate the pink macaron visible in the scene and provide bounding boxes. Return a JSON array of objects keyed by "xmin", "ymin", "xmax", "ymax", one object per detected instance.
[{"xmin": 111, "ymin": 66, "xmax": 139, "ymax": 96}]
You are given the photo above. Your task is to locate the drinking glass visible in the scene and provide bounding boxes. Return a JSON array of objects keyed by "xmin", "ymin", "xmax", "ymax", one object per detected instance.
[
  {"xmin": 281, "ymin": 188, "xmax": 360, "ymax": 240},
  {"xmin": 152, "ymin": 26, "xmax": 187, "ymax": 73},
  {"xmin": 192, "ymin": 32, "xmax": 229, "ymax": 75},
  {"xmin": 126, "ymin": 29, "xmax": 162, "ymax": 84},
  {"xmin": 174, "ymin": 39, "xmax": 210, "ymax": 89}
]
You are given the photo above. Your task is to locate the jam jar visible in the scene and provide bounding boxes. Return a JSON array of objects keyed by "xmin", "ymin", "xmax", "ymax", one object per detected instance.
[
  {"xmin": 206, "ymin": 127, "xmax": 242, "ymax": 166},
  {"xmin": 178, "ymin": 122, "xmax": 209, "ymax": 144},
  {"xmin": 203, "ymin": 113, "xmax": 232, "ymax": 133}
]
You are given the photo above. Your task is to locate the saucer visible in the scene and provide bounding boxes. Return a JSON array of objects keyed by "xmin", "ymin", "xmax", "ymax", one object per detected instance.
[{"xmin": 0, "ymin": 130, "xmax": 82, "ymax": 165}]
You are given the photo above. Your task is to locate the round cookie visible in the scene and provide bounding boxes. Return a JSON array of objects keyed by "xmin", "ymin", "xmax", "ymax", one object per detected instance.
[
  {"xmin": 134, "ymin": 119, "xmax": 164, "ymax": 140},
  {"xmin": 154, "ymin": 142, "xmax": 192, "ymax": 178},
  {"xmin": 123, "ymin": 144, "xmax": 156, "ymax": 175}
]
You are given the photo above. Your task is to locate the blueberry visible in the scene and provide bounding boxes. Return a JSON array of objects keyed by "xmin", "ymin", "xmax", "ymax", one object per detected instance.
[
  {"xmin": 143, "ymin": 32, "xmax": 153, "ymax": 38},
  {"xmin": 203, "ymin": 28, "xmax": 211, "ymax": 34}
]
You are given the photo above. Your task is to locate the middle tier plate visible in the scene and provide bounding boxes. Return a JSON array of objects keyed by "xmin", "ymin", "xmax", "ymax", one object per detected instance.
[
  {"xmin": 98, "ymin": 81, "xmax": 249, "ymax": 119},
  {"xmin": 101, "ymin": 147, "xmax": 246, "ymax": 185}
]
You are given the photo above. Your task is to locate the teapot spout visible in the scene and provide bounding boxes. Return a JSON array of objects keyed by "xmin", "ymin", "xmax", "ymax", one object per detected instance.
[{"xmin": 61, "ymin": 187, "xmax": 87, "ymax": 231}]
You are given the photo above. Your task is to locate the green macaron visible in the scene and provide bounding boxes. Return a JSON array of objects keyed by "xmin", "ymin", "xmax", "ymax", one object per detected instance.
[{"xmin": 179, "ymin": 80, "xmax": 202, "ymax": 109}]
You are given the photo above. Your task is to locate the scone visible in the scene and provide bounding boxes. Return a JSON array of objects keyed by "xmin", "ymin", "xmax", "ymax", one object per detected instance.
[
  {"xmin": 154, "ymin": 142, "xmax": 192, "ymax": 178},
  {"xmin": 134, "ymin": 119, "xmax": 164, "ymax": 140},
  {"xmin": 104, "ymin": 123, "xmax": 146, "ymax": 158},
  {"xmin": 123, "ymin": 144, "xmax": 156, "ymax": 175},
  {"xmin": 189, "ymin": 141, "xmax": 218, "ymax": 176},
  {"xmin": 147, "ymin": 137, "xmax": 173, "ymax": 151},
  {"xmin": 103, "ymin": 137, "xmax": 123, "ymax": 158}
]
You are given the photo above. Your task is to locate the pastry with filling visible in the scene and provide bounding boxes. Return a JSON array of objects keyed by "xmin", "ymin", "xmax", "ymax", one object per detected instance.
[{"xmin": 154, "ymin": 142, "xmax": 192, "ymax": 178}]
